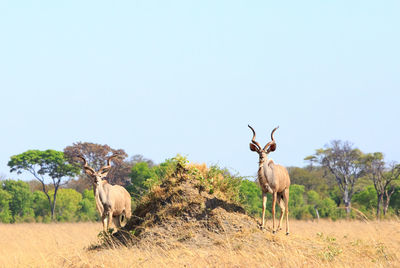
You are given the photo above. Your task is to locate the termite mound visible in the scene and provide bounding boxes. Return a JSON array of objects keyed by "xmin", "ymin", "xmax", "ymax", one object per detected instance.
[{"xmin": 106, "ymin": 161, "xmax": 260, "ymax": 249}]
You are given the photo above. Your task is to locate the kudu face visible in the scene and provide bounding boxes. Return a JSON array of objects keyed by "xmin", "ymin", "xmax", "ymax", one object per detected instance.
[
  {"xmin": 248, "ymin": 125, "xmax": 279, "ymax": 167},
  {"xmin": 76, "ymin": 155, "xmax": 119, "ymax": 186}
]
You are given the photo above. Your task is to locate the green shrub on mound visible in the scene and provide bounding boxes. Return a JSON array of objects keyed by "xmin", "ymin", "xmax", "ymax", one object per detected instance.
[{"xmin": 104, "ymin": 156, "xmax": 260, "ymax": 248}]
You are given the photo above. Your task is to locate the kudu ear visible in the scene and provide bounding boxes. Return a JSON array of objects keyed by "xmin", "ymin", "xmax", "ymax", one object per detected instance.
[
  {"xmin": 250, "ymin": 143, "xmax": 259, "ymax": 152},
  {"xmin": 83, "ymin": 167, "xmax": 95, "ymax": 177},
  {"xmin": 99, "ymin": 166, "xmax": 111, "ymax": 176},
  {"xmin": 267, "ymin": 143, "xmax": 277, "ymax": 153}
]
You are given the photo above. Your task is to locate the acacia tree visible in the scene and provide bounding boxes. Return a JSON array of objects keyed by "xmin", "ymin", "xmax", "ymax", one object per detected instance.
[
  {"xmin": 360, "ymin": 153, "xmax": 400, "ymax": 218},
  {"xmin": 308, "ymin": 140, "xmax": 363, "ymax": 215},
  {"xmin": 63, "ymin": 142, "xmax": 129, "ymax": 187},
  {"xmin": 8, "ymin": 150, "xmax": 79, "ymax": 220}
]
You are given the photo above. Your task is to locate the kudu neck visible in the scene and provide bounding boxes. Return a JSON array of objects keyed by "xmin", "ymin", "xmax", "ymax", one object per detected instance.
[
  {"xmin": 258, "ymin": 154, "xmax": 269, "ymax": 169},
  {"xmin": 93, "ymin": 180, "xmax": 107, "ymax": 195},
  {"xmin": 94, "ymin": 180, "xmax": 108, "ymax": 204}
]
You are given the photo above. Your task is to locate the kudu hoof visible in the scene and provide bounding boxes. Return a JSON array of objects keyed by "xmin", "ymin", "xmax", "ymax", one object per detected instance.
[
  {"xmin": 286, "ymin": 232, "xmax": 290, "ymax": 236},
  {"xmin": 272, "ymin": 230, "xmax": 276, "ymax": 234}
]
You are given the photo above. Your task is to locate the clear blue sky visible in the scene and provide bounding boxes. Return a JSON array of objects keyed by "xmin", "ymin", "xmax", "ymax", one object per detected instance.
[{"xmin": 0, "ymin": 1, "xmax": 399, "ymax": 181}]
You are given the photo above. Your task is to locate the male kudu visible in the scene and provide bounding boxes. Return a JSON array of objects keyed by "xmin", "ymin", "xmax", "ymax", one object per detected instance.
[
  {"xmin": 248, "ymin": 125, "xmax": 290, "ymax": 235},
  {"xmin": 77, "ymin": 155, "xmax": 132, "ymax": 232}
]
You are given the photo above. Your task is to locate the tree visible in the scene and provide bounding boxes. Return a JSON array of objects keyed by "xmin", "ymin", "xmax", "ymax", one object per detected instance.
[
  {"xmin": 1, "ymin": 180, "xmax": 34, "ymax": 222},
  {"xmin": 360, "ymin": 152, "xmax": 385, "ymax": 218},
  {"xmin": 63, "ymin": 142, "xmax": 129, "ymax": 186},
  {"xmin": 288, "ymin": 166, "xmax": 334, "ymax": 196},
  {"xmin": 8, "ymin": 150, "xmax": 79, "ymax": 220},
  {"xmin": 361, "ymin": 153, "xmax": 400, "ymax": 218},
  {"xmin": 309, "ymin": 140, "xmax": 363, "ymax": 215}
]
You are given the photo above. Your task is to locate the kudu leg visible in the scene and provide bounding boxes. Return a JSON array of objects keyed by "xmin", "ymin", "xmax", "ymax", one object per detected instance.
[
  {"xmin": 277, "ymin": 194, "xmax": 285, "ymax": 231},
  {"xmin": 272, "ymin": 191, "xmax": 277, "ymax": 233},
  {"xmin": 113, "ymin": 214, "xmax": 123, "ymax": 229},
  {"xmin": 107, "ymin": 211, "xmax": 113, "ymax": 230},
  {"xmin": 284, "ymin": 188, "xmax": 290, "ymax": 235},
  {"xmin": 102, "ymin": 214, "xmax": 108, "ymax": 232},
  {"xmin": 261, "ymin": 192, "xmax": 267, "ymax": 229}
]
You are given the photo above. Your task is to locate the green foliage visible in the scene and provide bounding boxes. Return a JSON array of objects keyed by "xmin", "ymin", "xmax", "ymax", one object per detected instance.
[
  {"xmin": 32, "ymin": 191, "xmax": 50, "ymax": 222},
  {"xmin": 128, "ymin": 155, "xmax": 193, "ymax": 200},
  {"xmin": 289, "ymin": 185, "xmax": 312, "ymax": 219},
  {"xmin": 77, "ymin": 189, "xmax": 98, "ymax": 221},
  {"xmin": 390, "ymin": 186, "xmax": 400, "ymax": 213},
  {"xmin": 127, "ymin": 162, "xmax": 158, "ymax": 200},
  {"xmin": 8, "ymin": 150, "xmax": 79, "ymax": 178},
  {"xmin": 2, "ymin": 149, "xmax": 400, "ymax": 223},
  {"xmin": 1, "ymin": 180, "xmax": 34, "ymax": 222},
  {"xmin": 307, "ymin": 190, "xmax": 320, "ymax": 205},
  {"xmin": 50, "ymin": 188, "xmax": 82, "ymax": 222},
  {"xmin": 204, "ymin": 164, "xmax": 242, "ymax": 203},
  {"xmin": 352, "ymin": 185, "xmax": 377, "ymax": 214},
  {"xmin": 289, "ymin": 167, "xmax": 333, "ymax": 195},
  {"xmin": 239, "ymin": 180, "xmax": 264, "ymax": 216},
  {"xmin": 328, "ymin": 186, "xmax": 342, "ymax": 206},
  {"xmin": 0, "ymin": 189, "xmax": 12, "ymax": 223},
  {"xmin": 318, "ymin": 198, "xmax": 338, "ymax": 219}
]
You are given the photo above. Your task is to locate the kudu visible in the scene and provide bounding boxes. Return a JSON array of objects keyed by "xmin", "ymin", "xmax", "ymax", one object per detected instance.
[
  {"xmin": 248, "ymin": 125, "xmax": 290, "ymax": 235},
  {"xmin": 77, "ymin": 155, "xmax": 132, "ymax": 232}
]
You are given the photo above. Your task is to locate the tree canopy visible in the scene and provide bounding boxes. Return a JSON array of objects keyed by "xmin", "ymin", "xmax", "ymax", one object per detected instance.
[{"xmin": 8, "ymin": 150, "xmax": 79, "ymax": 220}]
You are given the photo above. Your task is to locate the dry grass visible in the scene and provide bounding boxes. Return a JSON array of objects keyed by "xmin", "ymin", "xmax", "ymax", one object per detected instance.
[{"xmin": 0, "ymin": 220, "xmax": 399, "ymax": 267}]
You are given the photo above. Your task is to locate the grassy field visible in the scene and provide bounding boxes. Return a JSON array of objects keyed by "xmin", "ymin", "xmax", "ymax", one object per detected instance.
[{"xmin": 0, "ymin": 220, "xmax": 399, "ymax": 267}]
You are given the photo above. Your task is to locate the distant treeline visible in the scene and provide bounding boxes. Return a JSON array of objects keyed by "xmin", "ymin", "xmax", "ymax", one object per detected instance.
[{"xmin": 1, "ymin": 141, "xmax": 399, "ymax": 223}]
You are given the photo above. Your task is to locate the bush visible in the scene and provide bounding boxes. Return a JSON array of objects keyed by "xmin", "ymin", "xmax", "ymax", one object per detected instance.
[
  {"xmin": 32, "ymin": 191, "xmax": 50, "ymax": 220},
  {"xmin": 77, "ymin": 189, "xmax": 98, "ymax": 221},
  {"xmin": 1, "ymin": 180, "xmax": 34, "ymax": 222},
  {"xmin": 0, "ymin": 189, "xmax": 12, "ymax": 223}
]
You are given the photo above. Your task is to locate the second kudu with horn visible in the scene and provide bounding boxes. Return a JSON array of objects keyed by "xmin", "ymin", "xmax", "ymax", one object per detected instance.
[
  {"xmin": 248, "ymin": 125, "xmax": 290, "ymax": 235},
  {"xmin": 77, "ymin": 154, "xmax": 132, "ymax": 232}
]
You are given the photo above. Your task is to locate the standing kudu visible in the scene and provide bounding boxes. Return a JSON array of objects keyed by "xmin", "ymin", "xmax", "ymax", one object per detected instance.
[
  {"xmin": 248, "ymin": 125, "xmax": 290, "ymax": 235},
  {"xmin": 76, "ymin": 154, "xmax": 132, "ymax": 232}
]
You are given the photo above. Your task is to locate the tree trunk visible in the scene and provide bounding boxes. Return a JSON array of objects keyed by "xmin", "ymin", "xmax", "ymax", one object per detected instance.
[
  {"xmin": 383, "ymin": 189, "xmax": 394, "ymax": 216},
  {"xmin": 315, "ymin": 207, "xmax": 320, "ymax": 222},
  {"xmin": 51, "ymin": 187, "xmax": 58, "ymax": 221},
  {"xmin": 383, "ymin": 201, "xmax": 388, "ymax": 216},
  {"xmin": 39, "ymin": 181, "xmax": 53, "ymax": 220},
  {"xmin": 343, "ymin": 188, "xmax": 351, "ymax": 216},
  {"xmin": 376, "ymin": 193, "xmax": 383, "ymax": 220}
]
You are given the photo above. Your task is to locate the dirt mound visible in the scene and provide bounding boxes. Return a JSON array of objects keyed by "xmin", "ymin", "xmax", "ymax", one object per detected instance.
[{"xmin": 109, "ymin": 163, "xmax": 260, "ymax": 248}]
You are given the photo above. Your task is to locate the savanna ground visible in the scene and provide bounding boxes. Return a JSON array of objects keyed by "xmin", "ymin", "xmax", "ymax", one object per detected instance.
[{"xmin": 0, "ymin": 220, "xmax": 399, "ymax": 268}]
